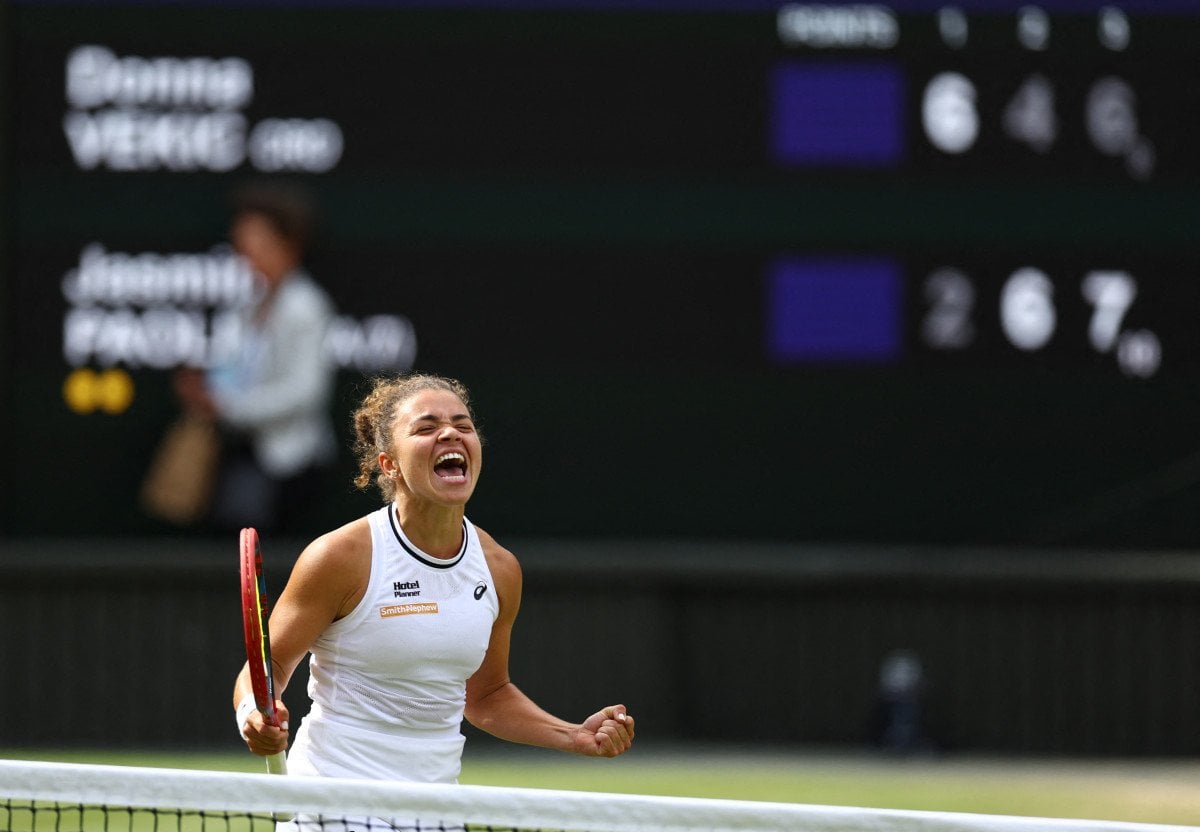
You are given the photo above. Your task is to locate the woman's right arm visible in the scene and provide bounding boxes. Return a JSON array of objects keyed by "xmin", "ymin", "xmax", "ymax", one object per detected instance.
[{"xmin": 232, "ymin": 519, "xmax": 372, "ymax": 756}]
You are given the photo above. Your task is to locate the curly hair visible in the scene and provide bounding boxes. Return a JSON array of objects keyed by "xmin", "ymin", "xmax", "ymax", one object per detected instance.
[{"xmin": 351, "ymin": 373, "xmax": 479, "ymax": 503}]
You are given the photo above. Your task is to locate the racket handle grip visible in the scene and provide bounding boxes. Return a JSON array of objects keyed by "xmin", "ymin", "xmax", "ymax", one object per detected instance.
[{"xmin": 266, "ymin": 751, "xmax": 288, "ymax": 775}]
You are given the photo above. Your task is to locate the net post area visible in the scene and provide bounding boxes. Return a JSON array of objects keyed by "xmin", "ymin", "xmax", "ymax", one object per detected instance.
[{"xmin": 1, "ymin": 759, "xmax": 1198, "ymax": 832}]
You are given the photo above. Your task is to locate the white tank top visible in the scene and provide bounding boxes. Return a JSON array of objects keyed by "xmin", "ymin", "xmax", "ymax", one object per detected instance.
[{"xmin": 287, "ymin": 504, "xmax": 500, "ymax": 783}]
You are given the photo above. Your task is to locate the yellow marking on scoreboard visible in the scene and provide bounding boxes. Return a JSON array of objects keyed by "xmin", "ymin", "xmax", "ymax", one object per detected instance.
[{"xmin": 63, "ymin": 368, "xmax": 135, "ymax": 415}]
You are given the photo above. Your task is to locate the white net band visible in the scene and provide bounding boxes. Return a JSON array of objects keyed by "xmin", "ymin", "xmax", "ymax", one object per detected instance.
[{"xmin": 1, "ymin": 760, "xmax": 1197, "ymax": 832}]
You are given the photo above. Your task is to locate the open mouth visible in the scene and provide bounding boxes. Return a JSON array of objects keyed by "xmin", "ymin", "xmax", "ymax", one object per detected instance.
[{"xmin": 434, "ymin": 451, "xmax": 468, "ymax": 482}]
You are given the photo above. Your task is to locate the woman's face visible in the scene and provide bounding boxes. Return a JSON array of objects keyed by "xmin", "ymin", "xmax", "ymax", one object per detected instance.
[{"xmin": 385, "ymin": 388, "xmax": 482, "ymax": 507}]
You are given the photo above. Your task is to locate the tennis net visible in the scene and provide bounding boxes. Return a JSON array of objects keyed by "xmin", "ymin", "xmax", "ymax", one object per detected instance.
[{"xmin": 1, "ymin": 758, "xmax": 1196, "ymax": 832}]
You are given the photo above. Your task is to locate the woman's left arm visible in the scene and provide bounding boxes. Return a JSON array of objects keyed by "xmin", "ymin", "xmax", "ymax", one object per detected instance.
[{"xmin": 464, "ymin": 534, "xmax": 635, "ymax": 758}]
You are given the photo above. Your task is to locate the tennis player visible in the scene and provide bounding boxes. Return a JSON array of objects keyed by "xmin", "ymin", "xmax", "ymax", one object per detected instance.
[{"xmin": 233, "ymin": 373, "xmax": 634, "ymax": 783}]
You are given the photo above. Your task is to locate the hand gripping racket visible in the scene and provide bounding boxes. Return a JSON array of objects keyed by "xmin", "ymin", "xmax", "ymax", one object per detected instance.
[{"xmin": 240, "ymin": 527, "xmax": 288, "ymax": 775}]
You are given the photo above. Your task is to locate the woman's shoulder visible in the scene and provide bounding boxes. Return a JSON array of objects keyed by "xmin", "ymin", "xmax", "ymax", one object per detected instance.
[
  {"xmin": 291, "ymin": 516, "xmax": 374, "ymax": 619},
  {"xmin": 296, "ymin": 516, "xmax": 373, "ymax": 577},
  {"xmin": 472, "ymin": 525, "xmax": 521, "ymax": 583},
  {"xmin": 320, "ymin": 513, "xmax": 373, "ymax": 551}
]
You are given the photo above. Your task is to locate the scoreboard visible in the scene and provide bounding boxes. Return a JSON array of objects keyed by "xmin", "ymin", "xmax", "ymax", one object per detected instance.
[{"xmin": 4, "ymin": 1, "xmax": 1200, "ymax": 547}]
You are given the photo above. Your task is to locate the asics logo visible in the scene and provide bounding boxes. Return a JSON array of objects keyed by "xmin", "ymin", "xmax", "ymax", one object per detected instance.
[{"xmin": 474, "ymin": 581, "xmax": 488, "ymax": 600}]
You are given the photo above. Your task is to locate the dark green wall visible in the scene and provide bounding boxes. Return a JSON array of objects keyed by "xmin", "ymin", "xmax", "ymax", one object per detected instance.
[{"xmin": 2, "ymin": 539, "xmax": 1196, "ymax": 755}]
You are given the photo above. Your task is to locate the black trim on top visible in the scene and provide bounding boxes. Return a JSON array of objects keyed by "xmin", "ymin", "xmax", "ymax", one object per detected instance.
[{"xmin": 387, "ymin": 506, "xmax": 467, "ymax": 569}]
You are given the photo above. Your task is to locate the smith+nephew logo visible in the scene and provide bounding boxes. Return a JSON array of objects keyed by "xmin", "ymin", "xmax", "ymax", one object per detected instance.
[{"xmin": 380, "ymin": 602, "xmax": 439, "ymax": 618}]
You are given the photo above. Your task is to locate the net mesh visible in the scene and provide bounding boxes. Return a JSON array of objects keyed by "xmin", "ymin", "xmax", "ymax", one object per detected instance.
[{"xmin": 1, "ymin": 759, "xmax": 1196, "ymax": 832}]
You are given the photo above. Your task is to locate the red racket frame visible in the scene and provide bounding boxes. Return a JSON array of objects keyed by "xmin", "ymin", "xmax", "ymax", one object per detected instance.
[{"xmin": 240, "ymin": 527, "xmax": 288, "ymax": 775}]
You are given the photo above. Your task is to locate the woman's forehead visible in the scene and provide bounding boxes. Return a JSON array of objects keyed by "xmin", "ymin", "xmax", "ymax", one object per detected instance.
[{"xmin": 397, "ymin": 388, "xmax": 468, "ymax": 419}]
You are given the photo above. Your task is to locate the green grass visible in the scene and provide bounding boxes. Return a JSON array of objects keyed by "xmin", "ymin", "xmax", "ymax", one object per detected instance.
[
  {"xmin": 4, "ymin": 745, "xmax": 1200, "ymax": 827},
  {"xmin": 464, "ymin": 744, "xmax": 1200, "ymax": 827}
]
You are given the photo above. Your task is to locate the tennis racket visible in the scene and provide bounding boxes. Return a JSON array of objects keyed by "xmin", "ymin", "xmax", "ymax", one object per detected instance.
[{"xmin": 240, "ymin": 526, "xmax": 288, "ymax": 775}]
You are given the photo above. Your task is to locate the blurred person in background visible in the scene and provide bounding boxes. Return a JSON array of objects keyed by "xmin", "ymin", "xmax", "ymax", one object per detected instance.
[
  {"xmin": 868, "ymin": 649, "xmax": 935, "ymax": 755},
  {"xmin": 174, "ymin": 180, "xmax": 338, "ymax": 535}
]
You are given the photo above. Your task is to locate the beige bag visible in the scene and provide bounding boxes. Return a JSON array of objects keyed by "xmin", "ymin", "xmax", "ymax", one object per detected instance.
[{"xmin": 140, "ymin": 415, "xmax": 221, "ymax": 525}]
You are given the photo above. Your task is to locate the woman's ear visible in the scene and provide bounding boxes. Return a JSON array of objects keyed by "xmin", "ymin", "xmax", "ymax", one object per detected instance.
[{"xmin": 379, "ymin": 453, "xmax": 401, "ymax": 481}]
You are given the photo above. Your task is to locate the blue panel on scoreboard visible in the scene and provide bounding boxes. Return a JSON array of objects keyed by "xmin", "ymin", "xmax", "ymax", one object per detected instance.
[
  {"xmin": 767, "ymin": 257, "xmax": 901, "ymax": 362},
  {"xmin": 769, "ymin": 62, "xmax": 904, "ymax": 167}
]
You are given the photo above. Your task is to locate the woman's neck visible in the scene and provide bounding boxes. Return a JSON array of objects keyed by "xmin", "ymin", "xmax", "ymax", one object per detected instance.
[{"xmin": 393, "ymin": 500, "xmax": 466, "ymax": 559}]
